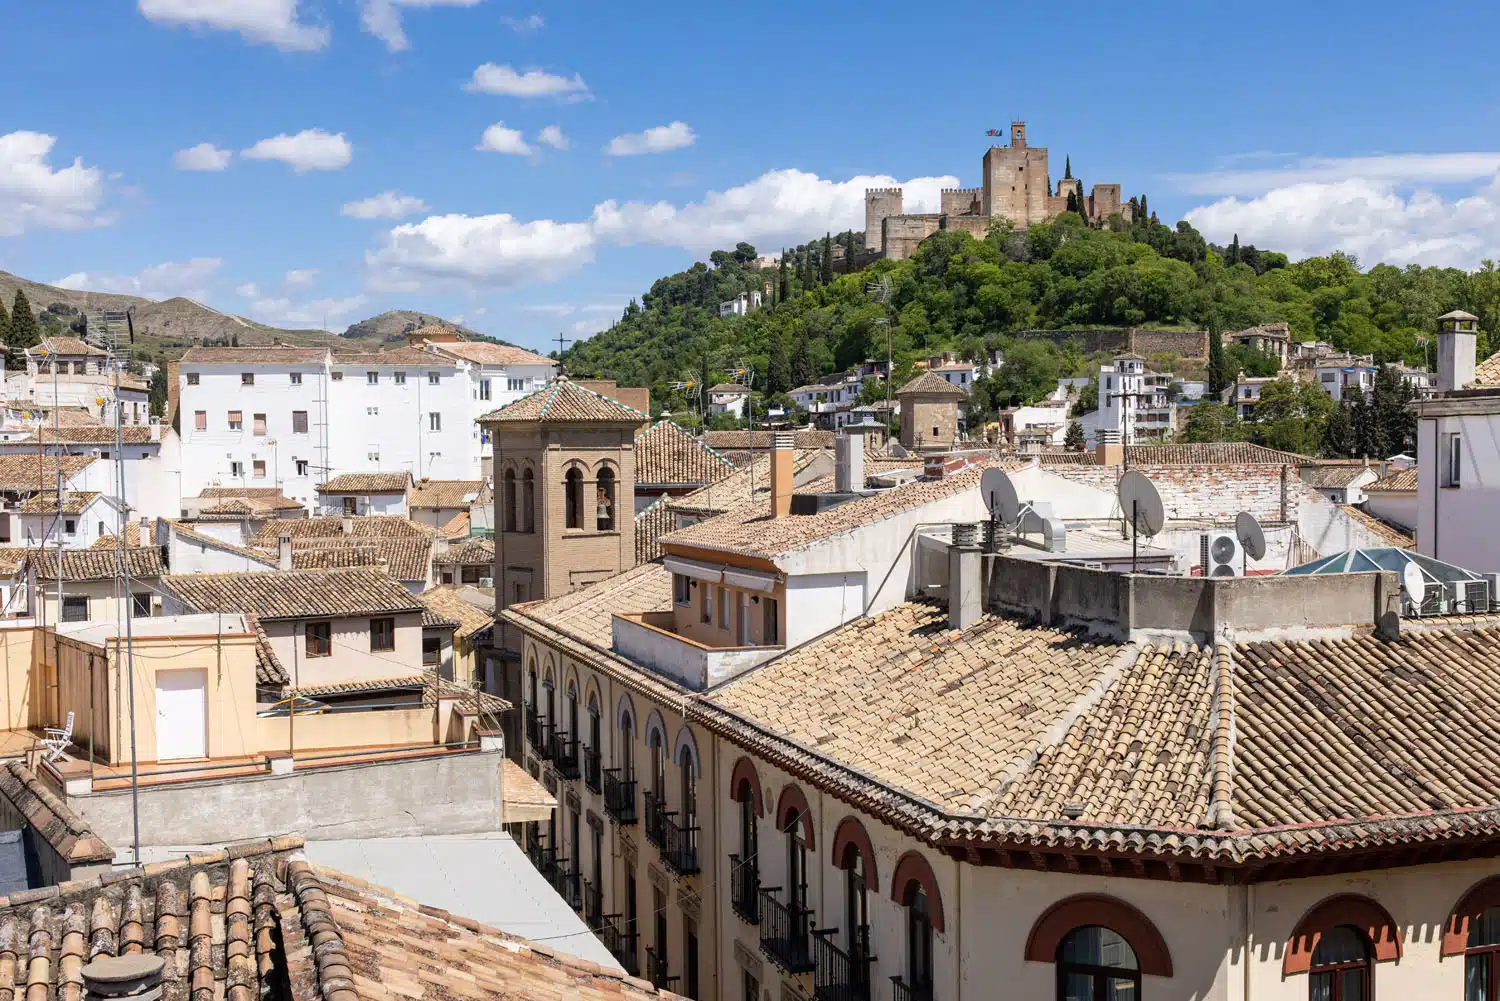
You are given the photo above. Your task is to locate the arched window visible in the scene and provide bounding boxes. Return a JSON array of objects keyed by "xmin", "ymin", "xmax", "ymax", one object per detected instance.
[
  {"xmin": 1309, "ymin": 926, "xmax": 1369, "ymax": 1001},
  {"xmin": 503, "ymin": 469, "xmax": 517, "ymax": 532},
  {"xmin": 1466, "ymin": 905, "xmax": 1500, "ymax": 1000},
  {"xmin": 596, "ymin": 467, "xmax": 616, "ymax": 531},
  {"xmin": 832, "ymin": 818, "xmax": 877, "ymax": 964},
  {"xmin": 565, "ymin": 467, "xmax": 583, "ymax": 529},
  {"xmin": 587, "ymin": 692, "xmax": 601, "ymax": 752},
  {"xmin": 542, "ymin": 674, "xmax": 556, "ymax": 743},
  {"xmin": 905, "ymin": 884, "xmax": 934, "ymax": 997},
  {"xmin": 521, "ymin": 468, "xmax": 535, "ymax": 532},
  {"xmin": 525, "ymin": 661, "xmax": 539, "ymax": 749},
  {"xmin": 677, "ymin": 743, "xmax": 698, "ymax": 869},
  {"xmin": 785, "ymin": 807, "xmax": 808, "ymax": 913},
  {"xmin": 1057, "ymin": 926, "xmax": 1140, "ymax": 1001},
  {"xmin": 566, "ymin": 682, "xmax": 579, "ymax": 741},
  {"xmin": 619, "ymin": 714, "xmax": 634, "ymax": 779},
  {"xmin": 648, "ymin": 728, "xmax": 665, "ymax": 799}
]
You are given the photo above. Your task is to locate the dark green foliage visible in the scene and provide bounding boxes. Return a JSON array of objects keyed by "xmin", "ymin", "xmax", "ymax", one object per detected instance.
[
  {"xmin": 1065, "ymin": 419, "xmax": 1085, "ymax": 451},
  {"xmin": 1207, "ymin": 319, "xmax": 1228, "ymax": 398},
  {"xmin": 1224, "ymin": 344, "xmax": 1282, "ymax": 378},
  {"xmin": 7, "ymin": 290, "xmax": 38, "ymax": 367},
  {"xmin": 1064, "ymin": 156, "xmax": 1072, "ymax": 180},
  {"xmin": 1229, "ymin": 234, "xmax": 1240, "ymax": 266},
  {"xmin": 1179, "ymin": 403, "xmax": 1246, "ymax": 443},
  {"xmin": 0, "ymin": 297, "xmax": 9, "ymax": 361},
  {"xmin": 149, "ymin": 367, "xmax": 168, "ymax": 418},
  {"xmin": 790, "ymin": 337, "xmax": 813, "ymax": 389},
  {"xmin": 766, "ymin": 335, "xmax": 792, "ymax": 395},
  {"xmin": 820, "ymin": 233, "xmax": 834, "ymax": 285},
  {"xmin": 1065, "ymin": 190, "xmax": 1079, "ymax": 213}
]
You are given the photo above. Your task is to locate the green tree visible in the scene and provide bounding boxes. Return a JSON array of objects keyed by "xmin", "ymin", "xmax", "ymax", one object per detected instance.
[
  {"xmin": 8, "ymin": 290, "xmax": 39, "ymax": 367},
  {"xmin": 820, "ymin": 233, "xmax": 834, "ymax": 284},
  {"xmin": 1207, "ymin": 318, "xmax": 1228, "ymax": 399},
  {"xmin": 1065, "ymin": 190, "xmax": 1079, "ymax": 213},
  {"xmin": 1250, "ymin": 376, "xmax": 1334, "ymax": 455},
  {"xmin": 989, "ymin": 339, "xmax": 1060, "ymax": 407},
  {"xmin": 1064, "ymin": 155, "xmax": 1072, "ymax": 180},
  {"xmin": 790, "ymin": 337, "xmax": 813, "ymax": 389},
  {"xmin": 148, "ymin": 367, "xmax": 168, "ymax": 418},
  {"xmin": 777, "ymin": 251, "xmax": 789, "ymax": 302},
  {"xmin": 1229, "ymin": 233, "xmax": 1241, "ymax": 266},
  {"xmin": 1065, "ymin": 419, "xmax": 1085, "ymax": 451},
  {"xmin": 0, "ymin": 296, "xmax": 9, "ymax": 358},
  {"xmin": 766, "ymin": 335, "xmax": 792, "ymax": 395},
  {"xmin": 1178, "ymin": 402, "xmax": 1245, "ymax": 443},
  {"xmin": 843, "ymin": 230, "xmax": 857, "ymax": 272}
]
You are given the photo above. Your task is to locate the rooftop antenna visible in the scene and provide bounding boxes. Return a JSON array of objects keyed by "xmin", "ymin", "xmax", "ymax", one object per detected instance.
[
  {"xmin": 1235, "ymin": 511, "xmax": 1267, "ymax": 575},
  {"xmin": 1116, "ymin": 470, "xmax": 1164, "ymax": 573},
  {"xmin": 1401, "ymin": 561, "xmax": 1426, "ymax": 614},
  {"xmin": 552, "ymin": 332, "xmax": 573, "ymax": 378},
  {"xmin": 866, "ymin": 279, "xmax": 894, "ymax": 416},
  {"xmin": 980, "ymin": 467, "xmax": 1021, "ymax": 552}
]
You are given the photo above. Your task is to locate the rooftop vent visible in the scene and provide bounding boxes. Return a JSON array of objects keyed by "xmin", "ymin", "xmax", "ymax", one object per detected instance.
[
  {"xmin": 82, "ymin": 954, "xmax": 165, "ymax": 1001},
  {"xmin": 1061, "ymin": 803, "xmax": 1086, "ymax": 820}
]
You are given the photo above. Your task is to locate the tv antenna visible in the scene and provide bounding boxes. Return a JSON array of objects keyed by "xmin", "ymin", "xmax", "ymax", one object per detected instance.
[
  {"xmin": 1235, "ymin": 511, "xmax": 1267, "ymax": 575},
  {"xmin": 552, "ymin": 331, "xmax": 573, "ymax": 376},
  {"xmin": 1116, "ymin": 470, "xmax": 1164, "ymax": 573}
]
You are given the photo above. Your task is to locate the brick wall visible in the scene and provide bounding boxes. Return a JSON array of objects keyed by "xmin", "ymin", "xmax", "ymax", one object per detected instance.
[
  {"xmin": 1049, "ymin": 463, "xmax": 1294, "ymax": 523},
  {"xmin": 1129, "ymin": 328, "xmax": 1209, "ymax": 361},
  {"xmin": 940, "ymin": 188, "xmax": 983, "ymax": 216},
  {"xmin": 883, "ymin": 214, "xmax": 943, "ymax": 261},
  {"xmin": 865, "ymin": 189, "xmax": 902, "ymax": 255},
  {"xmin": 901, "ymin": 398, "xmax": 959, "ymax": 451}
]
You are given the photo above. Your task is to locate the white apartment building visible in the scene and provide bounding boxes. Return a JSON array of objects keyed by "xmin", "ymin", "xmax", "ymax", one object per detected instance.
[
  {"xmin": 1314, "ymin": 353, "xmax": 1378, "ymax": 402},
  {"xmin": 1096, "ymin": 353, "xmax": 1173, "ymax": 444},
  {"xmin": 176, "ymin": 340, "xmax": 556, "ymax": 504},
  {"xmin": 8, "ymin": 338, "xmax": 151, "ymax": 426},
  {"xmin": 717, "ymin": 291, "xmax": 762, "ymax": 318},
  {"xmin": 707, "ymin": 384, "xmax": 749, "ymax": 420}
]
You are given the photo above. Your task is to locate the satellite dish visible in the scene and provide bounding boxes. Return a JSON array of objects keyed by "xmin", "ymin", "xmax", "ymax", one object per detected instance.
[
  {"xmin": 1116, "ymin": 470, "xmax": 1165, "ymax": 538},
  {"xmin": 980, "ymin": 467, "xmax": 1020, "ymax": 526},
  {"xmin": 1401, "ymin": 562, "xmax": 1426, "ymax": 608},
  {"xmin": 1235, "ymin": 511, "xmax": 1267, "ymax": 561}
]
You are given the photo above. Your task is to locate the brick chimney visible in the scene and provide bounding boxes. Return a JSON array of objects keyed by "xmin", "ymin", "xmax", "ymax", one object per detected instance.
[
  {"xmin": 770, "ymin": 432, "xmax": 794, "ymax": 517},
  {"xmin": 1095, "ymin": 440, "xmax": 1125, "ymax": 467}
]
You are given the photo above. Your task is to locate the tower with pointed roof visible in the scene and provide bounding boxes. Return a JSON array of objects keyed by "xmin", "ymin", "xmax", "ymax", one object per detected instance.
[{"xmin": 896, "ymin": 370, "xmax": 967, "ymax": 451}]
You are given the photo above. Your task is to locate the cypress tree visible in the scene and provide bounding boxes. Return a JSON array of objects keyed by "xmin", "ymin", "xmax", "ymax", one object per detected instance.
[
  {"xmin": 767, "ymin": 334, "xmax": 792, "ymax": 395},
  {"xmin": 791, "ymin": 337, "xmax": 813, "ymax": 389},
  {"xmin": 843, "ymin": 230, "xmax": 857, "ymax": 273},
  {"xmin": 1066, "ymin": 190, "xmax": 1079, "ymax": 213},
  {"xmin": 1229, "ymin": 233, "xmax": 1241, "ymax": 265},
  {"xmin": 1064, "ymin": 155, "xmax": 1072, "ymax": 180},
  {"xmin": 0, "ymin": 295, "xmax": 10, "ymax": 360},
  {"xmin": 777, "ymin": 250, "xmax": 789, "ymax": 302},
  {"xmin": 8, "ymin": 290, "xmax": 39, "ymax": 368},
  {"xmin": 1139, "ymin": 194, "xmax": 1149, "ymax": 221},
  {"xmin": 1207, "ymin": 315, "xmax": 1228, "ymax": 399},
  {"xmin": 820, "ymin": 233, "xmax": 834, "ymax": 284}
]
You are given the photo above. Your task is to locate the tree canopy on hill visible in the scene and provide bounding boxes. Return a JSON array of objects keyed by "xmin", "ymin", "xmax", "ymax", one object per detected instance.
[{"xmin": 561, "ymin": 210, "xmax": 1500, "ymax": 423}]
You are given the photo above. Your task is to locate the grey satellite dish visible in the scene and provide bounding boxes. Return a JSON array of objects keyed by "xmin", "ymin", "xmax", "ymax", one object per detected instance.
[
  {"xmin": 1401, "ymin": 562, "xmax": 1426, "ymax": 610},
  {"xmin": 1116, "ymin": 471, "xmax": 1164, "ymax": 573},
  {"xmin": 980, "ymin": 467, "xmax": 1021, "ymax": 526},
  {"xmin": 1235, "ymin": 511, "xmax": 1267, "ymax": 562}
]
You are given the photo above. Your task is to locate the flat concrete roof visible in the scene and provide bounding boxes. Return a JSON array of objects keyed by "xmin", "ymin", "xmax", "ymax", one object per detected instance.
[{"xmin": 59, "ymin": 612, "xmax": 251, "ymax": 644}]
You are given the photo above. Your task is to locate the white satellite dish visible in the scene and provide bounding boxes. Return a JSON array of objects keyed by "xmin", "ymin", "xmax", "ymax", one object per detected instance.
[
  {"xmin": 980, "ymin": 467, "xmax": 1021, "ymax": 526},
  {"xmin": 1116, "ymin": 471, "xmax": 1165, "ymax": 573},
  {"xmin": 1235, "ymin": 511, "xmax": 1267, "ymax": 562},
  {"xmin": 1401, "ymin": 562, "xmax": 1426, "ymax": 609}
]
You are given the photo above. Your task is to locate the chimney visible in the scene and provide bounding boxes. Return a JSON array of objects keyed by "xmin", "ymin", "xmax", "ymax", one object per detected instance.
[
  {"xmin": 834, "ymin": 433, "xmax": 865, "ymax": 493},
  {"xmin": 340, "ymin": 516, "xmax": 353, "ymax": 536},
  {"xmin": 770, "ymin": 431, "xmax": 794, "ymax": 517},
  {"xmin": 82, "ymin": 954, "xmax": 165, "ymax": 1001},
  {"xmin": 948, "ymin": 522, "xmax": 982, "ymax": 630},
  {"xmin": 1437, "ymin": 309, "xmax": 1480, "ymax": 393},
  {"xmin": 138, "ymin": 517, "xmax": 148, "ymax": 547},
  {"xmin": 278, "ymin": 533, "xmax": 293, "ymax": 571},
  {"xmin": 1095, "ymin": 440, "xmax": 1124, "ymax": 467}
]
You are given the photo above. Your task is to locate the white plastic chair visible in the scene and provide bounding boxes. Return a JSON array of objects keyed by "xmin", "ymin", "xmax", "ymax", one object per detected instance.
[{"xmin": 42, "ymin": 712, "xmax": 74, "ymax": 764}]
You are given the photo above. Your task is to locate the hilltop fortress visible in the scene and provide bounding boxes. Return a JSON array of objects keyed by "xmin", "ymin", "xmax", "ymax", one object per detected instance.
[{"xmin": 865, "ymin": 121, "xmax": 1131, "ymax": 260}]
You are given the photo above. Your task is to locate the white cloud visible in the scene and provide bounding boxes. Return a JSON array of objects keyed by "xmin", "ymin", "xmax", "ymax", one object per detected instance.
[
  {"xmin": 1169, "ymin": 152, "xmax": 1500, "ymax": 197},
  {"xmin": 342, "ymin": 190, "xmax": 429, "ymax": 219},
  {"xmin": 501, "ymin": 13, "xmax": 544, "ymax": 33},
  {"xmin": 248, "ymin": 295, "xmax": 368, "ymax": 329},
  {"xmin": 358, "ymin": 0, "xmax": 480, "ymax": 52},
  {"xmin": 137, "ymin": 0, "xmax": 328, "ymax": 51},
  {"xmin": 242, "ymin": 129, "xmax": 352, "ymax": 173},
  {"xmin": 235, "ymin": 282, "xmax": 260, "ymax": 298},
  {"xmin": 0, "ymin": 131, "xmax": 109, "ymax": 237},
  {"xmin": 476, "ymin": 123, "xmax": 533, "ymax": 156},
  {"xmin": 603, "ymin": 121, "xmax": 695, "ymax": 157},
  {"xmin": 54, "ymin": 258, "xmax": 223, "ymax": 302},
  {"xmin": 464, "ymin": 63, "xmax": 589, "ymax": 100},
  {"xmin": 537, "ymin": 125, "xmax": 568, "ymax": 151},
  {"xmin": 366, "ymin": 213, "xmax": 596, "ymax": 290},
  {"xmin": 172, "ymin": 142, "xmax": 232, "ymax": 171},
  {"xmin": 285, "ymin": 268, "xmax": 318, "ymax": 286}
]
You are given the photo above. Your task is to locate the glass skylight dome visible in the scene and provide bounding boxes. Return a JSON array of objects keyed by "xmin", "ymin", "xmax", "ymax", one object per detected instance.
[{"xmin": 1284, "ymin": 547, "xmax": 1492, "ymax": 616}]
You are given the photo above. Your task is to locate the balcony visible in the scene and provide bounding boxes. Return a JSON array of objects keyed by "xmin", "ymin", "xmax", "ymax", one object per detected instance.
[
  {"xmin": 583, "ymin": 745, "xmax": 601, "ymax": 793},
  {"xmin": 581, "ymin": 877, "xmax": 602, "ymax": 927},
  {"xmin": 600, "ymin": 915, "xmax": 639, "ymax": 977},
  {"xmin": 644, "ymin": 794, "xmax": 699, "ymax": 876},
  {"xmin": 814, "ymin": 929, "xmax": 873, "ymax": 1001},
  {"xmin": 643, "ymin": 790, "xmax": 667, "ymax": 849},
  {"xmin": 551, "ymin": 730, "xmax": 579, "ymax": 780},
  {"xmin": 890, "ymin": 977, "xmax": 933, "ymax": 1001},
  {"xmin": 603, "ymin": 769, "xmax": 637, "ymax": 824},
  {"xmin": 645, "ymin": 946, "xmax": 677, "ymax": 991},
  {"xmin": 759, "ymin": 887, "xmax": 814, "ymax": 973},
  {"xmin": 730, "ymin": 854, "xmax": 760, "ymax": 924},
  {"xmin": 524, "ymin": 706, "xmax": 542, "ymax": 751},
  {"xmin": 612, "ymin": 612, "xmax": 782, "ymax": 691},
  {"xmin": 542, "ymin": 853, "xmax": 580, "ymax": 910}
]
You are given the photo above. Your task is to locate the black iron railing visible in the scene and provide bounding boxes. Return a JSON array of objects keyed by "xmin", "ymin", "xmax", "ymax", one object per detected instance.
[
  {"xmin": 582, "ymin": 876, "xmax": 602, "ymax": 926},
  {"xmin": 600, "ymin": 916, "xmax": 638, "ymax": 977},
  {"xmin": 603, "ymin": 769, "xmax": 637, "ymax": 824},
  {"xmin": 814, "ymin": 929, "xmax": 873, "ymax": 1001},
  {"xmin": 543, "ymin": 854, "xmax": 580, "ymax": 909},
  {"xmin": 551, "ymin": 729, "xmax": 579, "ymax": 779},
  {"xmin": 759, "ymin": 887, "xmax": 814, "ymax": 973},
  {"xmin": 643, "ymin": 790, "xmax": 667, "ymax": 849},
  {"xmin": 645, "ymin": 946, "xmax": 677, "ymax": 991},
  {"xmin": 525, "ymin": 839, "xmax": 553, "ymax": 871},
  {"xmin": 583, "ymin": 744, "xmax": 601, "ymax": 793},
  {"xmin": 658, "ymin": 808, "xmax": 699, "ymax": 875},
  {"xmin": 525, "ymin": 706, "xmax": 541, "ymax": 750},
  {"xmin": 729, "ymin": 853, "xmax": 760, "ymax": 924},
  {"xmin": 889, "ymin": 976, "xmax": 933, "ymax": 1001}
]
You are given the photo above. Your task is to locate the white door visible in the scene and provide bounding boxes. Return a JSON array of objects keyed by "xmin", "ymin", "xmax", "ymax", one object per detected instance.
[{"xmin": 155, "ymin": 669, "xmax": 207, "ymax": 760}]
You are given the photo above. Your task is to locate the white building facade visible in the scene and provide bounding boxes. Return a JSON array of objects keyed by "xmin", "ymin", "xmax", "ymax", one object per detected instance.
[{"xmin": 1097, "ymin": 354, "xmax": 1173, "ymax": 444}]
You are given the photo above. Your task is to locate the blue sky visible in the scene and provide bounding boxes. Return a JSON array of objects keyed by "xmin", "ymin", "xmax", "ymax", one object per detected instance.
[{"xmin": 4, "ymin": 0, "xmax": 1500, "ymax": 353}]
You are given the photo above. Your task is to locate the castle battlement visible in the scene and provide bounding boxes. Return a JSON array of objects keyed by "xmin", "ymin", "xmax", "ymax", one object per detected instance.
[
  {"xmin": 865, "ymin": 187, "xmax": 903, "ymax": 196},
  {"xmin": 940, "ymin": 187, "xmax": 981, "ymax": 195}
]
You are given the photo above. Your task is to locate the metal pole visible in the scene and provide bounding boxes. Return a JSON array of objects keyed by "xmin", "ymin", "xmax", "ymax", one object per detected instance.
[
  {"xmin": 111, "ymin": 342, "xmax": 141, "ymax": 864},
  {"xmin": 1131, "ymin": 498, "xmax": 1139, "ymax": 574}
]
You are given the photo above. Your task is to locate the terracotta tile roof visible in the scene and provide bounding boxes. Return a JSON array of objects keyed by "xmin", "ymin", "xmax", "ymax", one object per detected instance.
[
  {"xmin": 1302, "ymin": 463, "xmax": 1377, "ymax": 488},
  {"xmin": 1337, "ymin": 504, "xmax": 1415, "ymax": 548},
  {"xmin": 288, "ymin": 545, "xmax": 383, "ymax": 571},
  {"xmin": 163, "ymin": 568, "xmax": 423, "ymax": 620},
  {"xmin": 666, "ymin": 449, "xmax": 823, "ymax": 517},
  {"xmin": 1474, "ymin": 347, "xmax": 1500, "ymax": 386},
  {"xmin": 1126, "ymin": 442, "xmax": 1310, "ymax": 465},
  {"xmin": 478, "ymin": 377, "xmax": 648, "ymax": 425},
  {"xmin": 701, "ymin": 429, "xmax": 834, "ymax": 451},
  {"xmin": 253, "ymin": 537, "xmax": 434, "ymax": 582},
  {"xmin": 168, "ymin": 521, "xmax": 279, "ymax": 569},
  {"xmin": 634, "ymin": 420, "xmax": 735, "ymax": 486},
  {"xmin": 434, "ymin": 538, "xmax": 494, "ymax": 566},
  {"xmin": 15, "ymin": 425, "xmax": 156, "ymax": 444},
  {"xmin": 29, "ymin": 546, "xmax": 164, "ymax": 581},
  {"xmin": 16, "ymin": 490, "xmax": 102, "ymax": 515},
  {"xmin": 1367, "ymin": 467, "xmax": 1418, "ymax": 492},
  {"xmin": 33, "ymin": 336, "xmax": 104, "ymax": 357},
  {"xmin": 290, "ymin": 673, "xmax": 427, "ymax": 697},
  {"xmin": 332, "ymin": 347, "xmax": 449, "ymax": 366},
  {"xmin": 251, "ymin": 516, "xmax": 435, "ymax": 543},
  {"xmin": 179, "ymin": 345, "xmax": 330, "ymax": 365},
  {"xmin": 317, "ymin": 472, "xmax": 413, "ymax": 494},
  {"xmin": 252, "ymin": 617, "xmax": 288, "ymax": 686},
  {"xmin": 417, "ymin": 586, "xmax": 495, "ymax": 639},
  {"xmin": 896, "ymin": 370, "xmax": 968, "ymax": 397},
  {"xmin": 514, "ymin": 561, "xmax": 672, "ymax": 649},
  {"xmin": 51, "ymin": 408, "xmax": 110, "ymax": 428},
  {"xmin": 408, "ymin": 478, "xmax": 484, "ymax": 509},
  {"xmin": 0, "ymin": 454, "xmax": 95, "ymax": 491},
  {"xmin": 634, "ymin": 497, "xmax": 674, "ymax": 564},
  {"xmin": 708, "ymin": 382, "xmax": 749, "ymax": 393},
  {"xmin": 0, "ymin": 548, "xmax": 28, "ymax": 574},
  {"xmin": 200, "ymin": 487, "xmax": 305, "ymax": 511},
  {"xmin": 425, "ymin": 339, "xmax": 555, "ymax": 367},
  {"xmin": 291, "ymin": 669, "xmax": 508, "ymax": 718},
  {"xmin": 0, "ymin": 761, "xmax": 112, "ymax": 864},
  {"xmin": 440, "ymin": 510, "xmax": 470, "ymax": 538}
]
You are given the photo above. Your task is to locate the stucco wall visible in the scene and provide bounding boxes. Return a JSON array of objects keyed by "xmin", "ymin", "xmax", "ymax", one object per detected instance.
[
  {"xmin": 1365, "ymin": 492, "xmax": 1417, "ymax": 533},
  {"xmin": 1417, "ymin": 412, "xmax": 1500, "ymax": 573},
  {"xmin": 262, "ymin": 612, "xmax": 424, "ymax": 687}
]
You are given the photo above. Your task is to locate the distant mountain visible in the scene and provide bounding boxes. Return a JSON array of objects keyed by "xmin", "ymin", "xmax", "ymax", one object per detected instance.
[{"xmin": 341, "ymin": 309, "xmax": 524, "ymax": 349}]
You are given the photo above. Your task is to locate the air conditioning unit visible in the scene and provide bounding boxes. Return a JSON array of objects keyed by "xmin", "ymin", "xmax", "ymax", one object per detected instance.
[
  {"xmin": 1458, "ymin": 579, "xmax": 1492, "ymax": 614},
  {"xmin": 1201, "ymin": 532, "xmax": 1242, "ymax": 577},
  {"xmin": 478, "ymin": 577, "xmax": 494, "ymax": 588}
]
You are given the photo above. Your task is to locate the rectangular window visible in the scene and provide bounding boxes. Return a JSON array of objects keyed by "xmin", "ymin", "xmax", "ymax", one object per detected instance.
[
  {"xmin": 370, "ymin": 617, "xmax": 395, "ymax": 651},
  {"xmin": 717, "ymin": 586, "xmax": 729, "ymax": 629},
  {"xmin": 394, "ymin": 371, "xmax": 406, "ymax": 385},
  {"xmin": 131, "ymin": 593, "xmax": 150, "ymax": 618},
  {"xmin": 673, "ymin": 574, "xmax": 691, "ymax": 606},
  {"xmin": 366, "ymin": 451, "xmax": 379, "ymax": 464},
  {"xmin": 292, "ymin": 410, "xmax": 308, "ymax": 433},
  {"xmin": 331, "ymin": 371, "xmax": 343, "ymax": 381},
  {"xmin": 1446, "ymin": 432, "xmax": 1463, "ymax": 487},
  {"xmin": 683, "ymin": 921, "xmax": 698, "ymax": 999},
  {"xmin": 763, "ymin": 597, "xmax": 779, "ymax": 645},
  {"xmin": 194, "ymin": 410, "xmax": 207, "ymax": 431},
  {"xmin": 428, "ymin": 412, "xmax": 441, "ymax": 431},
  {"xmin": 367, "ymin": 371, "xmax": 379, "ymax": 385},
  {"xmin": 428, "ymin": 372, "xmax": 440, "ymax": 385},
  {"xmin": 479, "ymin": 379, "xmax": 491, "ymax": 401},
  {"xmin": 422, "ymin": 636, "xmax": 441, "ymax": 667},
  {"xmin": 64, "ymin": 519, "xmax": 76, "ymax": 534},
  {"xmin": 229, "ymin": 461, "xmax": 244, "ymax": 477},
  {"xmin": 61, "ymin": 596, "xmax": 88, "ymax": 623},
  {"xmin": 290, "ymin": 372, "xmax": 302, "ymax": 385},
  {"xmin": 305, "ymin": 621, "xmax": 331, "ymax": 658},
  {"xmin": 701, "ymin": 586, "xmax": 712, "ymax": 624},
  {"xmin": 241, "ymin": 373, "xmax": 254, "ymax": 386},
  {"xmin": 186, "ymin": 372, "xmax": 200, "ymax": 385},
  {"xmin": 253, "ymin": 413, "xmax": 266, "ymax": 435},
  {"xmin": 253, "ymin": 459, "xmax": 266, "ymax": 479},
  {"xmin": 366, "ymin": 406, "xmax": 379, "ymax": 416},
  {"xmin": 228, "ymin": 410, "xmax": 243, "ymax": 430},
  {"xmin": 508, "ymin": 378, "xmax": 525, "ymax": 392},
  {"xmin": 742, "ymin": 971, "xmax": 759, "ymax": 1001},
  {"xmin": 295, "ymin": 459, "xmax": 309, "ymax": 476},
  {"xmin": 461, "ymin": 565, "xmax": 482, "ymax": 584}
]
